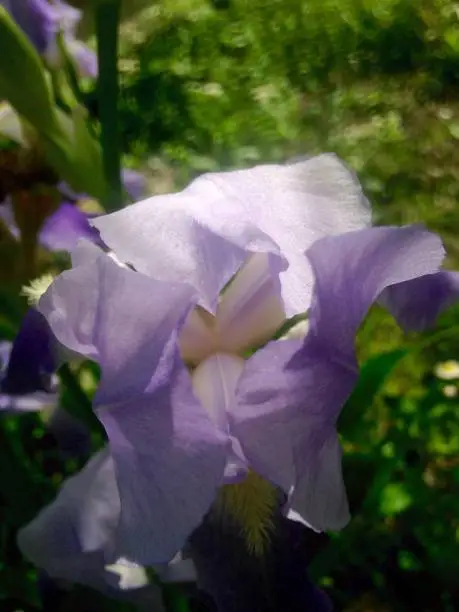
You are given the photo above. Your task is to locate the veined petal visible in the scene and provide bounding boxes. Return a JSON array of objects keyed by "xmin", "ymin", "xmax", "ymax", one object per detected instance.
[
  {"xmin": 98, "ymin": 344, "xmax": 229, "ymax": 564},
  {"xmin": 39, "ymin": 241, "xmax": 195, "ymax": 401},
  {"xmin": 230, "ymin": 340, "xmax": 358, "ymax": 529},
  {"xmin": 209, "ymin": 154, "xmax": 371, "ymax": 316},
  {"xmin": 306, "ymin": 225, "xmax": 445, "ymax": 356},
  {"xmin": 93, "ymin": 155, "xmax": 369, "ymax": 315},
  {"xmin": 92, "ymin": 178, "xmax": 284, "ymax": 312},
  {"xmin": 39, "ymin": 242, "xmax": 229, "ymax": 561},
  {"xmin": 217, "ymin": 253, "xmax": 286, "ymax": 354},
  {"xmin": 232, "ymin": 225, "xmax": 447, "ymax": 531},
  {"xmin": 379, "ymin": 270, "xmax": 459, "ymax": 331}
]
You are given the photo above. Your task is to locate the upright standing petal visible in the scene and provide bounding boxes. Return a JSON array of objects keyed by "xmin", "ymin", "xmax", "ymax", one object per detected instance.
[
  {"xmin": 216, "ymin": 252, "xmax": 286, "ymax": 354},
  {"xmin": 92, "ymin": 154, "xmax": 370, "ymax": 314},
  {"xmin": 232, "ymin": 225, "xmax": 447, "ymax": 531},
  {"xmin": 93, "ymin": 180, "xmax": 285, "ymax": 312}
]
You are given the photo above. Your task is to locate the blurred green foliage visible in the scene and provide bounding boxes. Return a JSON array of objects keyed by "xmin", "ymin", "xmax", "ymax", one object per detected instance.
[{"xmin": 3, "ymin": 0, "xmax": 459, "ymax": 610}]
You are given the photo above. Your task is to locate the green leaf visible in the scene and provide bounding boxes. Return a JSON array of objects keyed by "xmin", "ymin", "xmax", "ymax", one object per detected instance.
[
  {"xmin": 339, "ymin": 349, "xmax": 406, "ymax": 438},
  {"xmin": 379, "ymin": 482, "xmax": 412, "ymax": 516},
  {"xmin": 0, "ymin": 418, "xmax": 53, "ymax": 526},
  {"xmin": 43, "ymin": 106, "xmax": 107, "ymax": 201},
  {"xmin": 0, "ymin": 8, "xmax": 61, "ymax": 141}
]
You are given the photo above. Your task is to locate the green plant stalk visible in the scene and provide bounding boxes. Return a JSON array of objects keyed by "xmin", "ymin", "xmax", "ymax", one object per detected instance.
[{"xmin": 95, "ymin": 0, "xmax": 123, "ymax": 212}]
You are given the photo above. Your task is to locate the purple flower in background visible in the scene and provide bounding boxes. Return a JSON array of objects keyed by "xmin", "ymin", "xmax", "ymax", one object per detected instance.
[
  {"xmin": 28, "ymin": 154, "xmax": 459, "ymax": 573},
  {"xmin": 0, "ymin": 168, "xmax": 146, "ymax": 252},
  {"xmin": 1, "ymin": 0, "xmax": 97, "ymax": 78},
  {"xmin": 0, "ymin": 308, "xmax": 57, "ymax": 413},
  {"xmin": 40, "ymin": 168, "xmax": 146, "ymax": 250}
]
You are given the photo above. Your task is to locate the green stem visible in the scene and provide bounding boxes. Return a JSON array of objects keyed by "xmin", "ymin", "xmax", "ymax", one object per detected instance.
[{"xmin": 95, "ymin": 0, "xmax": 123, "ymax": 212}]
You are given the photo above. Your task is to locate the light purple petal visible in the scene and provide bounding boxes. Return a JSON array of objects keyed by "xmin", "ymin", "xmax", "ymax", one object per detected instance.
[
  {"xmin": 93, "ymin": 179, "xmax": 285, "ymax": 313},
  {"xmin": 306, "ymin": 225, "xmax": 445, "ymax": 355},
  {"xmin": 93, "ymin": 154, "xmax": 369, "ymax": 314},
  {"xmin": 39, "ymin": 244, "xmax": 229, "ymax": 563},
  {"xmin": 39, "ymin": 203, "xmax": 101, "ymax": 251},
  {"xmin": 379, "ymin": 270, "xmax": 459, "ymax": 331},
  {"xmin": 51, "ymin": 0, "xmax": 81, "ymax": 33},
  {"xmin": 18, "ymin": 449, "xmax": 166, "ymax": 608},
  {"xmin": 231, "ymin": 337, "xmax": 355, "ymax": 531},
  {"xmin": 231, "ymin": 225, "xmax": 447, "ymax": 530},
  {"xmin": 66, "ymin": 39, "xmax": 98, "ymax": 78},
  {"xmin": 98, "ymin": 341, "xmax": 229, "ymax": 564},
  {"xmin": 18, "ymin": 449, "xmax": 119, "ymax": 582}
]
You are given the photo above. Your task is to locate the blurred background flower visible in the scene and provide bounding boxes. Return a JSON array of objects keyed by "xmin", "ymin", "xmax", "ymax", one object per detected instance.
[{"xmin": 1, "ymin": 0, "xmax": 97, "ymax": 77}]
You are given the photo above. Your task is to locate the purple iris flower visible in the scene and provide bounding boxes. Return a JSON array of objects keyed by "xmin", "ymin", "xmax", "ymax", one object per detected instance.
[
  {"xmin": 1, "ymin": 0, "xmax": 97, "ymax": 78},
  {"xmin": 40, "ymin": 168, "xmax": 146, "ymax": 250},
  {"xmin": 0, "ymin": 168, "xmax": 146, "ymax": 252},
  {"xmin": 0, "ymin": 308, "xmax": 57, "ymax": 412},
  {"xmin": 22, "ymin": 154, "xmax": 459, "ymax": 573}
]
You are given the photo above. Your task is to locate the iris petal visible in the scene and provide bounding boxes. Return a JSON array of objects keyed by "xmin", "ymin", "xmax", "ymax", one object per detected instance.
[
  {"xmin": 232, "ymin": 225, "xmax": 447, "ymax": 531},
  {"xmin": 93, "ymin": 155, "xmax": 370, "ymax": 314},
  {"xmin": 39, "ymin": 244, "xmax": 229, "ymax": 563}
]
